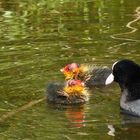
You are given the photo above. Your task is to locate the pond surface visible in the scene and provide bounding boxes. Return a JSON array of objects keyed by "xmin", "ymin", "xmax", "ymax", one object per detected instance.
[{"xmin": 0, "ymin": 0, "xmax": 140, "ymax": 139}]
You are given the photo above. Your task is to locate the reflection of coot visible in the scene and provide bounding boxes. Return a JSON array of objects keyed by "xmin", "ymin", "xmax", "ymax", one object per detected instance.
[
  {"xmin": 60, "ymin": 63, "xmax": 112, "ymax": 87},
  {"xmin": 114, "ymin": 114, "xmax": 140, "ymax": 140},
  {"xmin": 46, "ymin": 80, "xmax": 89, "ymax": 105}
]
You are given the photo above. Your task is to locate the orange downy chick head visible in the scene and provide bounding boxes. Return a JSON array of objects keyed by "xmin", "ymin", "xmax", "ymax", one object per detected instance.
[
  {"xmin": 60, "ymin": 63, "xmax": 80, "ymax": 80},
  {"xmin": 64, "ymin": 79, "xmax": 85, "ymax": 95}
]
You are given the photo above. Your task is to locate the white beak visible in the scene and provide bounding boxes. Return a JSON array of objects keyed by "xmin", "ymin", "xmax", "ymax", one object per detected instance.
[
  {"xmin": 60, "ymin": 68, "xmax": 64, "ymax": 72},
  {"xmin": 81, "ymin": 82, "xmax": 85, "ymax": 86},
  {"xmin": 105, "ymin": 73, "xmax": 114, "ymax": 85}
]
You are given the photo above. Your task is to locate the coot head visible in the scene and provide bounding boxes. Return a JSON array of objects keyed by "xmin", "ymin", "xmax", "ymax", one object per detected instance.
[
  {"xmin": 105, "ymin": 59, "xmax": 140, "ymax": 116},
  {"xmin": 106, "ymin": 59, "xmax": 140, "ymax": 88}
]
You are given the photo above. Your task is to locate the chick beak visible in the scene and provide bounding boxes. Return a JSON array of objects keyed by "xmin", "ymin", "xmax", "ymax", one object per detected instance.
[
  {"xmin": 81, "ymin": 82, "xmax": 85, "ymax": 87},
  {"xmin": 60, "ymin": 68, "xmax": 64, "ymax": 72}
]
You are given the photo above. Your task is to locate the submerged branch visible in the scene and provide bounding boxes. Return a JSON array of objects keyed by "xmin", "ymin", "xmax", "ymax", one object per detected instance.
[{"xmin": 0, "ymin": 97, "xmax": 46, "ymax": 123}]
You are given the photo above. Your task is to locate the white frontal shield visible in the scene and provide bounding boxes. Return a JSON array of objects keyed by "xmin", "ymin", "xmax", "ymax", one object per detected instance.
[{"xmin": 105, "ymin": 73, "xmax": 114, "ymax": 85}]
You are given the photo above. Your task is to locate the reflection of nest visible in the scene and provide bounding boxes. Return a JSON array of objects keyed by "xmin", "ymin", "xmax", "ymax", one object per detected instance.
[{"xmin": 46, "ymin": 83, "xmax": 89, "ymax": 105}]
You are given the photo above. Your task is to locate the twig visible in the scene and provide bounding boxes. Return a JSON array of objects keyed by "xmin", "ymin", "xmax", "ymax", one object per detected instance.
[
  {"xmin": 110, "ymin": 6, "xmax": 140, "ymax": 42},
  {"xmin": 0, "ymin": 97, "xmax": 46, "ymax": 123}
]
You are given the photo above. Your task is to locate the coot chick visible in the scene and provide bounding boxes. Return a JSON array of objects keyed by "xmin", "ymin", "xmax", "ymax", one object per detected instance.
[
  {"xmin": 60, "ymin": 63, "xmax": 112, "ymax": 87},
  {"xmin": 46, "ymin": 79, "xmax": 89, "ymax": 105},
  {"xmin": 105, "ymin": 59, "xmax": 140, "ymax": 117}
]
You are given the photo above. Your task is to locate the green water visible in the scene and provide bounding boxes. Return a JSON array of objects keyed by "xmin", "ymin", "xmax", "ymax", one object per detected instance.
[{"xmin": 0, "ymin": 0, "xmax": 140, "ymax": 139}]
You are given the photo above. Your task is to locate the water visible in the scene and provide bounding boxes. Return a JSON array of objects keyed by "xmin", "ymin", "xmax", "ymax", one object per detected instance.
[{"xmin": 0, "ymin": 0, "xmax": 140, "ymax": 139}]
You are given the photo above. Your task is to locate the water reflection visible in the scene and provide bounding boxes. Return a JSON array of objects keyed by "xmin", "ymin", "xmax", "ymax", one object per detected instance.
[
  {"xmin": 65, "ymin": 106, "xmax": 86, "ymax": 128},
  {"xmin": 112, "ymin": 114, "xmax": 140, "ymax": 140},
  {"xmin": 47, "ymin": 104, "xmax": 86, "ymax": 128}
]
